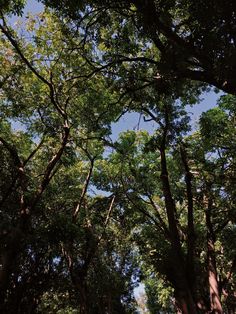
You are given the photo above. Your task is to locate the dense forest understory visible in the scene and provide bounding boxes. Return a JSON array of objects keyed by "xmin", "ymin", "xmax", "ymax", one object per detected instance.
[{"xmin": 0, "ymin": 1, "xmax": 236, "ymax": 313}]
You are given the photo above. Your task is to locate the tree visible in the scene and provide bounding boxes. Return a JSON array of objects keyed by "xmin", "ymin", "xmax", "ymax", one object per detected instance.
[
  {"xmin": 93, "ymin": 92, "xmax": 236, "ymax": 313},
  {"xmin": 0, "ymin": 10, "xmax": 140, "ymax": 313},
  {"xmin": 42, "ymin": 0, "xmax": 236, "ymax": 95},
  {"xmin": 1, "ymin": 2, "xmax": 236, "ymax": 314}
]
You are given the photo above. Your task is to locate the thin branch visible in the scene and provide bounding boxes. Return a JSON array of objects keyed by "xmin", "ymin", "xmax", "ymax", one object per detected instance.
[
  {"xmin": 31, "ymin": 125, "xmax": 70, "ymax": 210},
  {"xmin": 141, "ymin": 107, "xmax": 164, "ymax": 128},
  {"xmin": 0, "ymin": 135, "xmax": 46, "ymax": 208},
  {"xmin": 66, "ymin": 56, "xmax": 158, "ymax": 82},
  {"xmin": 23, "ymin": 135, "xmax": 46, "ymax": 166},
  {"xmin": 148, "ymin": 195, "xmax": 170, "ymax": 238},
  {"xmin": 0, "ymin": 22, "xmax": 66, "ymax": 118},
  {"xmin": 73, "ymin": 157, "xmax": 95, "ymax": 222},
  {"xmin": 125, "ymin": 192, "xmax": 163, "ymax": 230},
  {"xmin": 98, "ymin": 195, "xmax": 116, "ymax": 242}
]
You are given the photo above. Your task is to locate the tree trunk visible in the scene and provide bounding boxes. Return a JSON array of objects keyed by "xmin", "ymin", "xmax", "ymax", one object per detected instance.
[
  {"xmin": 159, "ymin": 147, "xmax": 197, "ymax": 314},
  {"xmin": 206, "ymin": 198, "xmax": 223, "ymax": 314},
  {"xmin": 207, "ymin": 238, "xmax": 223, "ymax": 314},
  {"xmin": 0, "ymin": 227, "xmax": 23, "ymax": 311},
  {"xmin": 180, "ymin": 145, "xmax": 196, "ymax": 296},
  {"xmin": 78, "ymin": 282, "xmax": 88, "ymax": 314}
]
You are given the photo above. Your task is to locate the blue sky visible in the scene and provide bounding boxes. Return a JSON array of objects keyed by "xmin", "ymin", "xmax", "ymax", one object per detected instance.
[
  {"xmin": 110, "ymin": 90, "xmax": 221, "ymax": 141},
  {"xmin": 24, "ymin": 0, "xmax": 44, "ymax": 13}
]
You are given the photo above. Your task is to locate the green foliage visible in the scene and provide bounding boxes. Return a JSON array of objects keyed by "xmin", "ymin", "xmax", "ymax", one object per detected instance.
[
  {"xmin": 144, "ymin": 272, "xmax": 175, "ymax": 314},
  {"xmin": 0, "ymin": 2, "xmax": 236, "ymax": 313},
  {"xmin": 0, "ymin": 0, "xmax": 26, "ymax": 15},
  {"xmin": 41, "ymin": 0, "xmax": 236, "ymax": 96}
]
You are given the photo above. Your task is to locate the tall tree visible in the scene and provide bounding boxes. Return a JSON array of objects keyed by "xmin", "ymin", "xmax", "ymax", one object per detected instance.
[
  {"xmin": 94, "ymin": 93, "xmax": 236, "ymax": 313},
  {"xmin": 0, "ymin": 10, "xmax": 135, "ymax": 312}
]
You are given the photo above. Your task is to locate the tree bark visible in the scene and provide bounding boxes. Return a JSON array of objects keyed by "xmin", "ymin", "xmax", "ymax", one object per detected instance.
[
  {"xmin": 158, "ymin": 107, "xmax": 198, "ymax": 314},
  {"xmin": 159, "ymin": 150, "xmax": 197, "ymax": 314},
  {"xmin": 180, "ymin": 145, "xmax": 196, "ymax": 296},
  {"xmin": 78, "ymin": 281, "xmax": 88, "ymax": 314},
  {"xmin": 206, "ymin": 197, "xmax": 223, "ymax": 314}
]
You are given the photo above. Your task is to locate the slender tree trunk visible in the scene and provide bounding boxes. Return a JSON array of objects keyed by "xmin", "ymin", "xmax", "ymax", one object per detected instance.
[
  {"xmin": 207, "ymin": 238, "xmax": 223, "ymax": 314},
  {"xmin": 157, "ymin": 106, "xmax": 198, "ymax": 314},
  {"xmin": 180, "ymin": 145, "xmax": 196, "ymax": 296},
  {"xmin": 159, "ymin": 147, "xmax": 197, "ymax": 314},
  {"xmin": 69, "ymin": 262, "xmax": 89, "ymax": 314},
  {"xmin": 206, "ymin": 198, "xmax": 223, "ymax": 314}
]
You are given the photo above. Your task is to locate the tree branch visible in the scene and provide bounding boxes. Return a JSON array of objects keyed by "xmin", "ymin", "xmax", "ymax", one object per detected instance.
[
  {"xmin": 73, "ymin": 157, "xmax": 95, "ymax": 222},
  {"xmin": 0, "ymin": 22, "xmax": 66, "ymax": 118},
  {"xmin": 148, "ymin": 195, "xmax": 170, "ymax": 238},
  {"xmin": 31, "ymin": 125, "xmax": 70, "ymax": 210}
]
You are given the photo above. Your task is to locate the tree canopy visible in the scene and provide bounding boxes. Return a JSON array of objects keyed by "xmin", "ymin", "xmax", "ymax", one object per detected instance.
[
  {"xmin": 0, "ymin": 1, "xmax": 236, "ymax": 314},
  {"xmin": 42, "ymin": 0, "xmax": 236, "ymax": 95}
]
